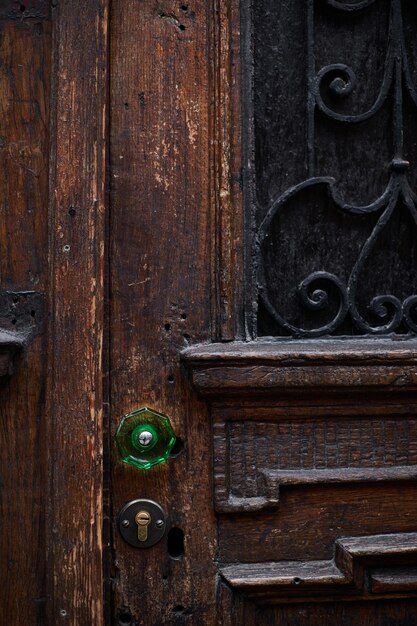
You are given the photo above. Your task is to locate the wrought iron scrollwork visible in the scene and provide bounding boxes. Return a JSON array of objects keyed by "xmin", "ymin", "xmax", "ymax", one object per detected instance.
[
  {"xmin": 323, "ymin": 0, "xmax": 379, "ymax": 12},
  {"xmin": 255, "ymin": 0, "xmax": 417, "ymax": 337}
]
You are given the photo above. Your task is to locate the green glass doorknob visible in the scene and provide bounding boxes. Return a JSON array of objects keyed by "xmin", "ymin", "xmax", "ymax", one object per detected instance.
[{"xmin": 115, "ymin": 407, "xmax": 176, "ymax": 470}]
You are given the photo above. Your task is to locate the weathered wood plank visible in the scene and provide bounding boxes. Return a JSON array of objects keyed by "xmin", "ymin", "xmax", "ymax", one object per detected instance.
[
  {"xmin": 0, "ymin": 0, "xmax": 50, "ymax": 20},
  {"xmin": 371, "ymin": 568, "xmax": 417, "ymax": 593},
  {"xmin": 262, "ymin": 600, "xmax": 417, "ymax": 625},
  {"xmin": 211, "ymin": 0, "xmax": 244, "ymax": 340},
  {"xmin": 110, "ymin": 1, "xmax": 217, "ymax": 624},
  {"xmin": 46, "ymin": 1, "xmax": 108, "ymax": 624},
  {"xmin": 218, "ymin": 483, "xmax": 417, "ymax": 565},
  {"xmin": 183, "ymin": 339, "xmax": 417, "ymax": 395},
  {"xmin": 0, "ymin": 16, "xmax": 51, "ymax": 625},
  {"xmin": 220, "ymin": 532, "xmax": 417, "ymax": 603},
  {"xmin": 213, "ymin": 401, "xmax": 417, "ymax": 520},
  {"xmin": 183, "ymin": 338, "xmax": 417, "ymax": 363}
]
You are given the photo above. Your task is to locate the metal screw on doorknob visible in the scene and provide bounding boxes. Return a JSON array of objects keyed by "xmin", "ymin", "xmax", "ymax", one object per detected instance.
[
  {"xmin": 155, "ymin": 519, "xmax": 164, "ymax": 528},
  {"xmin": 121, "ymin": 519, "xmax": 130, "ymax": 528},
  {"xmin": 114, "ymin": 407, "xmax": 176, "ymax": 470},
  {"xmin": 138, "ymin": 430, "xmax": 153, "ymax": 447}
]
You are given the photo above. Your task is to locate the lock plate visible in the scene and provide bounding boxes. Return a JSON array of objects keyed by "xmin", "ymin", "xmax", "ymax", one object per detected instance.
[{"xmin": 117, "ymin": 499, "xmax": 167, "ymax": 548}]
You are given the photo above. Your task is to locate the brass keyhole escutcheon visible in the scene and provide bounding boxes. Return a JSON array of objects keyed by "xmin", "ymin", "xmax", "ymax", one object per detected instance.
[
  {"xmin": 117, "ymin": 499, "xmax": 167, "ymax": 548},
  {"xmin": 135, "ymin": 510, "xmax": 151, "ymax": 542}
]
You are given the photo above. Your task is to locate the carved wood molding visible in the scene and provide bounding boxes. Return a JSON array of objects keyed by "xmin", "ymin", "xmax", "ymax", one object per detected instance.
[
  {"xmin": 212, "ymin": 413, "xmax": 417, "ymax": 513},
  {"xmin": 183, "ymin": 338, "xmax": 417, "ymax": 397},
  {"xmin": 220, "ymin": 532, "xmax": 417, "ymax": 604},
  {"xmin": 184, "ymin": 339, "xmax": 417, "ymax": 513}
]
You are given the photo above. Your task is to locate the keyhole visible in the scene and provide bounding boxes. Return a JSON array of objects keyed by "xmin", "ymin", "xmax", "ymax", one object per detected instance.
[{"xmin": 135, "ymin": 510, "xmax": 151, "ymax": 542}]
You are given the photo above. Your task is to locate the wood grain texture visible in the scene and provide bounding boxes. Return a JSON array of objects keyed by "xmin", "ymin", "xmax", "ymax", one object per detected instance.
[
  {"xmin": 221, "ymin": 532, "xmax": 417, "ymax": 603},
  {"xmin": 250, "ymin": 0, "xmax": 417, "ymax": 339},
  {"xmin": 184, "ymin": 338, "xmax": 417, "ymax": 362},
  {"xmin": 370, "ymin": 568, "xmax": 417, "ymax": 593},
  {"xmin": 0, "ymin": 15, "xmax": 51, "ymax": 625},
  {"xmin": 0, "ymin": 0, "xmax": 50, "ymax": 20},
  {"xmin": 213, "ymin": 414, "xmax": 417, "ymax": 512},
  {"xmin": 0, "ymin": 330, "xmax": 25, "ymax": 377},
  {"xmin": 110, "ymin": 1, "xmax": 216, "ymax": 624},
  {"xmin": 4, "ymin": 0, "xmax": 417, "ymax": 624},
  {"xmin": 211, "ymin": 0, "xmax": 244, "ymax": 340},
  {"xmin": 46, "ymin": 1, "xmax": 108, "ymax": 624},
  {"xmin": 184, "ymin": 338, "xmax": 417, "ymax": 396},
  {"xmin": 218, "ymin": 482, "xmax": 417, "ymax": 565},
  {"xmin": 258, "ymin": 599, "xmax": 417, "ymax": 626}
]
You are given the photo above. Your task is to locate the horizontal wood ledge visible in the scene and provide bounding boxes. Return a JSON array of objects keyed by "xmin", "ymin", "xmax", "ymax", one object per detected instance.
[
  {"xmin": 182, "ymin": 339, "xmax": 417, "ymax": 396},
  {"xmin": 220, "ymin": 532, "xmax": 417, "ymax": 603}
]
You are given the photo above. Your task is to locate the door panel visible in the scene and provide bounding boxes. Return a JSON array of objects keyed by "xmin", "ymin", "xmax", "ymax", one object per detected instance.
[
  {"xmin": 184, "ymin": 340, "xmax": 417, "ymax": 622},
  {"xmin": 109, "ymin": 0, "xmax": 417, "ymax": 624},
  {"xmin": 109, "ymin": 1, "xmax": 217, "ymax": 624},
  {"xmin": 255, "ymin": 600, "xmax": 417, "ymax": 626},
  {"xmin": 2, "ymin": 0, "xmax": 417, "ymax": 624}
]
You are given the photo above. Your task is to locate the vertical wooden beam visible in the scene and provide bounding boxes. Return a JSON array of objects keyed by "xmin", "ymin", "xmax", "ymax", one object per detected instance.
[
  {"xmin": 0, "ymin": 12, "xmax": 51, "ymax": 625},
  {"xmin": 110, "ymin": 1, "xmax": 217, "ymax": 623},
  {"xmin": 211, "ymin": 0, "xmax": 244, "ymax": 341},
  {"xmin": 47, "ymin": 1, "xmax": 108, "ymax": 624}
]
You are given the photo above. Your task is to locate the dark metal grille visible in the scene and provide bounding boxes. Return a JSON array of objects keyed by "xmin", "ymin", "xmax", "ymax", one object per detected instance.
[{"xmin": 248, "ymin": 0, "xmax": 417, "ymax": 337}]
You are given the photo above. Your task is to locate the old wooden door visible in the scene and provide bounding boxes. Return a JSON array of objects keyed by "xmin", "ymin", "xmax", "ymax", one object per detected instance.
[{"xmin": 1, "ymin": 0, "xmax": 417, "ymax": 624}]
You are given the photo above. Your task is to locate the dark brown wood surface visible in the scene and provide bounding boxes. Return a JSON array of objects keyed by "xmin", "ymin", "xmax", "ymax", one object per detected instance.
[
  {"xmin": 109, "ymin": 1, "xmax": 216, "ymax": 624},
  {"xmin": 108, "ymin": 0, "xmax": 417, "ymax": 623},
  {"xmin": 184, "ymin": 338, "xmax": 417, "ymax": 395},
  {"xmin": 0, "ymin": 10, "xmax": 51, "ymax": 624},
  {"xmin": 46, "ymin": 0, "xmax": 108, "ymax": 624},
  {"xmin": 1, "ymin": 0, "xmax": 417, "ymax": 624},
  {"xmin": 211, "ymin": 0, "xmax": 244, "ymax": 340},
  {"xmin": 249, "ymin": 599, "xmax": 417, "ymax": 626}
]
